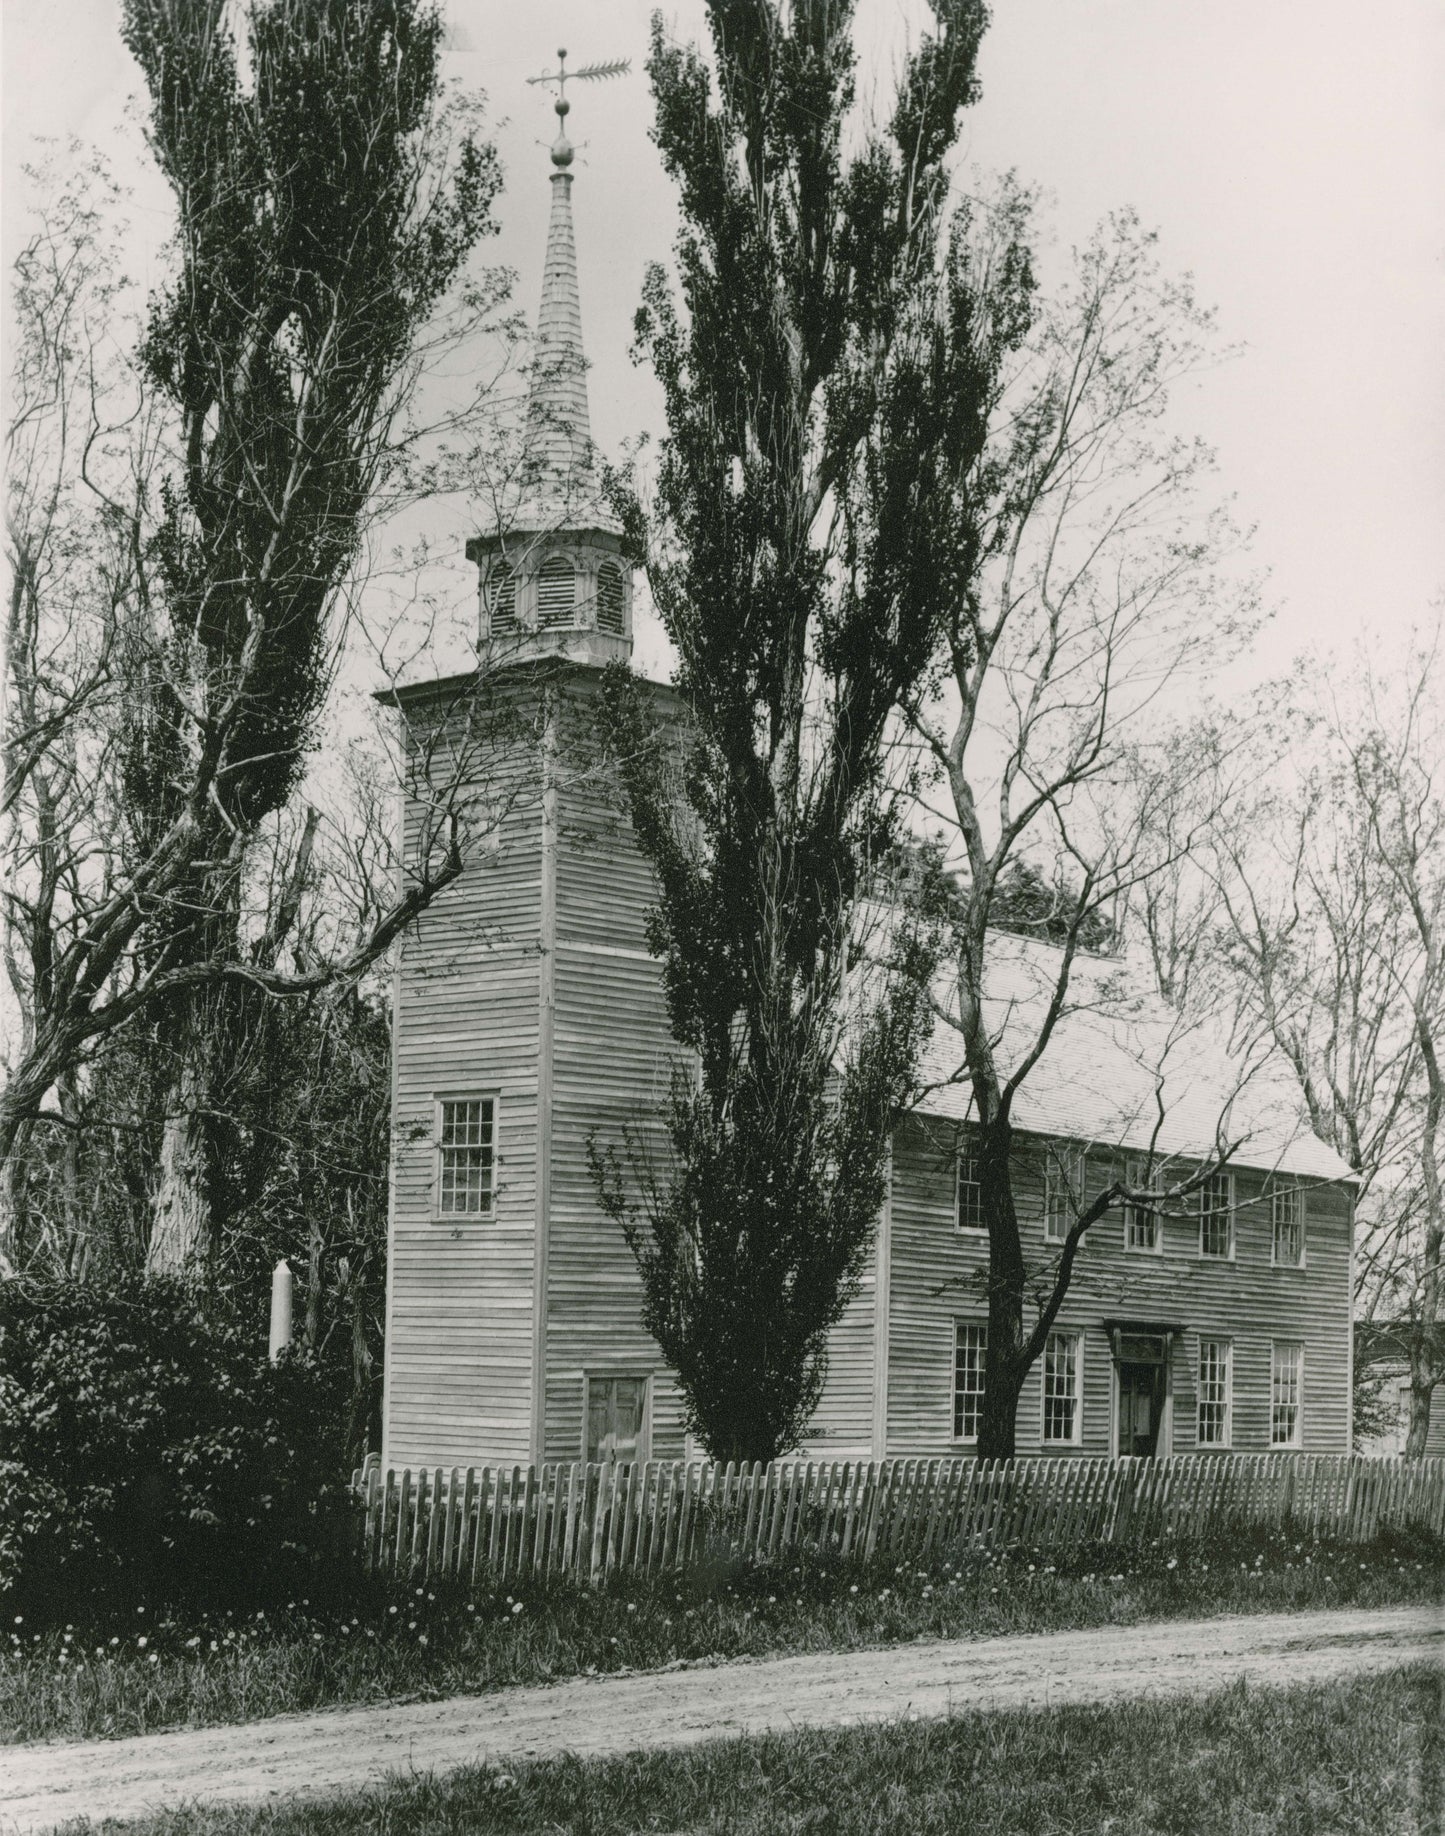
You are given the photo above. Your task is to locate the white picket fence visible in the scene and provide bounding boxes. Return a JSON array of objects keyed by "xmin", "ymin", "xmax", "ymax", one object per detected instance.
[{"xmin": 350, "ymin": 1452, "xmax": 1445, "ymax": 1585}]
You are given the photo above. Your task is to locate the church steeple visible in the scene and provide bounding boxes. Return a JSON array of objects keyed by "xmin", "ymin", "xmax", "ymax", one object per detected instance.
[{"xmin": 467, "ymin": 51, "xmax": 631, "ymax": 666}]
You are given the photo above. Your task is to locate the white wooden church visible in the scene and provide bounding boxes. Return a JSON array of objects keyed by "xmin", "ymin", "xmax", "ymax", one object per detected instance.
[{"xmin": 379, "ymin": 103, "xmax": 1357, "ymax": 1477}]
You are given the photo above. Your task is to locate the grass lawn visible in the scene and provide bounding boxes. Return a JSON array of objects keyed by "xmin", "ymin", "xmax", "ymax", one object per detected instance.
[
  {"xmin": 42, "ymin": 1664, "xmax": 1445, "ymax": 1834},
  {"xmin": 6, "ymin": 1525, "xmax": 1442, "ymax": 1746}
]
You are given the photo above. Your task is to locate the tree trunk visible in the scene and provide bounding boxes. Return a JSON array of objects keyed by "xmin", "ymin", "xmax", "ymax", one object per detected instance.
[
  {"xmin": 977, "ymin": 1113, "xmax": 1027, "ymax": 1460},
  {"xmin": 1403, "ymin": 1343, "xmax": 1436, "ymax": 1459},
  {"xmin": 146, "ymin": 1059, "xmax": 210, "ymax": 1277}
]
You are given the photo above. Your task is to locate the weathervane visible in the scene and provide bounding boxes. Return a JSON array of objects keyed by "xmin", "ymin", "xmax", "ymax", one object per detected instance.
[{"xmin": 527, "ymin": 48, "xmax": 631, "ymax": 167}]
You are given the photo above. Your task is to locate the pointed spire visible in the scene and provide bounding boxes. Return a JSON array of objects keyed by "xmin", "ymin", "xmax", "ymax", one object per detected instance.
[{"xmin": 511, "ymin": 61, "xmax": 619, "ymax": 535}]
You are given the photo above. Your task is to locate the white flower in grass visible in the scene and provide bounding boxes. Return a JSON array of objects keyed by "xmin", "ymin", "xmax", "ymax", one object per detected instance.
[{"xmin": 137, "ymin": 1637, "xmax": 148, "ymax": 1649}]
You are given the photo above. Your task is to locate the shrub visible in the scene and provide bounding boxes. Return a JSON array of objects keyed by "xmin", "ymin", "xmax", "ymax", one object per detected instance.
[{"xmin": 0, "ymin": 1275, "xmax": 357, "ymax": 1626}]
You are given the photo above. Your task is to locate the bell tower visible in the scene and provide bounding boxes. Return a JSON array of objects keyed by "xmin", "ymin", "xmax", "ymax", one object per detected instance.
[{"xmin": 465, "ymin": 53, "xmax": 633, "ymax": 669}]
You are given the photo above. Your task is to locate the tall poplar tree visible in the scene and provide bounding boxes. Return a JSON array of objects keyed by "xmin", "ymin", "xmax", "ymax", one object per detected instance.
[
  {"xmin": 2, "ymin": 0, "xmax": 501, "ymax": 1270},
  {"xmin": 595, "ymin": 0, "xmax": 1032, "ymax": 1462}
]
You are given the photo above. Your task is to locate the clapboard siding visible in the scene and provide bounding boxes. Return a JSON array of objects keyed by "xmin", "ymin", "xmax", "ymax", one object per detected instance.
[
  {"xmin": 885, "ymin": 1115, "xmax": 1354, "ymax": 1458},
  {"xmin": 384, "ymin": 664, "xmax": 1354, "ymax": 1474},
  {"xmin": 543, "ymin": 675, "xmax": 689, "ymax": 1462},
  {"xmin": 382, "ymin": 687, "xmax": 548, "ymax": 1471},
  {"xmin": 795, "ymin": 1266, "xmax": 877, "ymax": 1458}
]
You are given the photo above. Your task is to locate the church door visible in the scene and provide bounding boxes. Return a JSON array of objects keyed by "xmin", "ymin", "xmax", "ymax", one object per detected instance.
[{"xmin": 1116, "ymin": 1360, "xmax": 1167, "ymax": 1457}]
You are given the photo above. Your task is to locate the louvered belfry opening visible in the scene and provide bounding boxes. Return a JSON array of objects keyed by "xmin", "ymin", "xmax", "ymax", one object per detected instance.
[
  {"xmin": 488, "ymin": 560, "xmax": 517, "ymax": 633},
  {"xmin": 537, "ymin": 554, "xmax": 577, "ymax": 628},
  {"xmin": 596, "ymin": 560, "xmax": 625, "ymax": 636}
]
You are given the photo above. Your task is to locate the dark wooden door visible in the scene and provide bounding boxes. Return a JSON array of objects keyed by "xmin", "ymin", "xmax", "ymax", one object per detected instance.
[{"xmin": 1117, "ymin": 1361, "xmax": 1165, "ymax": 1457}]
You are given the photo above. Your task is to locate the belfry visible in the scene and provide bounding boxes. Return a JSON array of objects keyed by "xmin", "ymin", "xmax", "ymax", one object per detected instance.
[{"xmin": 465, "ymin": 54, "xmax": 632, "ymax": 672}]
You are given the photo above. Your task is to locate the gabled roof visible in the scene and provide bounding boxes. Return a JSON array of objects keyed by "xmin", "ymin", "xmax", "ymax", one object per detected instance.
[{"xmin": 914, "ymin": 931, "xmax": 1354, "ymax": 1183}]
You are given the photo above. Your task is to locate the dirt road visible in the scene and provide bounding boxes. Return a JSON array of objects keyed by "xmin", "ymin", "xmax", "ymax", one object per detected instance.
[{"xmin": 4, "ymin": 1604, "xmax": 1441, "ymax": 1832}]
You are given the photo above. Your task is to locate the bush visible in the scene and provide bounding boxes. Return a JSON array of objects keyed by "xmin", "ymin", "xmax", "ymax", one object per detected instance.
[{"xmin": 0, "ymin": 1275, "xmax": 357, "ymax": 1627}]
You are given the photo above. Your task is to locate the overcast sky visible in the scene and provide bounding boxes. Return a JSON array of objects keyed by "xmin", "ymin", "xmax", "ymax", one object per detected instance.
[{"xmin": 5, "ymin": 0, "xmax": 1443, "ymax": 686}]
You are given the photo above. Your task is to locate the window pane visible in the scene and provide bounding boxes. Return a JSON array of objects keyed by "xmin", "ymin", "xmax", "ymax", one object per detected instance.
[
  {"xmin": 954, "ymin": 1323, "xmax": 987, "ymax": 1441},
  {"xmin": 957, "ymin": 1148, "xmax": 984, "ymax": 1232},
  {"xmin": 1199, "ymin": 1171, "xmax": 1232, "ymax": 1257},
  {"xmin": 1043, "ymin": 1331, "xmax": 1080, "ymax": 1442},
  {"xmin": 1271, "ymin": 1342, "xmax": 1303, "ymax": 1446},
  {"xmin": 1272, "ymin": 1186, "xmax": 1304, "ymax": 1265},
  {"xmin": 1197, "ymin": 1339, "xmax": 1231, "ymax": 1446},
  {"xmin": 1125, "ymin": 1158, "xmax": 1159, "ymax": 1250},
  {"xmin": 1044, "ymin": 1144, "xmax": 1085, "ymax": 1245},
  {"xmin": 438, "ymin": 1098, "xmax": 494, "ymax": 1214}
]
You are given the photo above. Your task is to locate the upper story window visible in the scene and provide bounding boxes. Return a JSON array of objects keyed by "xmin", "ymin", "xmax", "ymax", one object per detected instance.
[
  {"xmin": 1198, "ymin": 1168, "xmax": 1234, "ymax": 1259},
  {"xmin": 956, "ymin": 1140, "xmax": 985, "ymax": 1234},
  {"xmin": 436, "ymin": 1096, "xmax": 495, "ymax": 1216},
  {"xmin": 596, "ymin": 560, "xmax": 625, "ymax": 636},
  {"xmin": 487, "ymin": 560, "xmax": 516, "ymax": 633},
  {"xmin": 1044, "ymin": 1142, "xmax": 1086, "ymax": 1245},
  {"xmin": 1271, "ymin": 1183, "xmax": 1306, "ymax": 1266},
  {"xmin": 1125, "ymin": 1156, "xmax": 1161, "ymax": 1253},
  {"xmin": 537, "ymin": 555, "xmax": 577, "ymax": 628}
]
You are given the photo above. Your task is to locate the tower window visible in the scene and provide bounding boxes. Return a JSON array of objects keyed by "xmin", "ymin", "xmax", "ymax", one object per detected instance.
[
  {"xmin": 487, "ymin": 560, "xmax": 516, "ymax": 633},
  {"xmin": 597, "ymin": 560, "xmax": 625, "ymax": 636},
  {"xmin": 436, "ymin": 1097, "xmax": 495, "ymax": 1216},
  {"xmin": 537, "ymin": 556, "xmax": 577, "ymax": 628}
]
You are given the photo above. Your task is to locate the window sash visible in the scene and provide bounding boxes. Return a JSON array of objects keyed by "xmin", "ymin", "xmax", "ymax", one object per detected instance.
[
  {"xmin": 1197, "ymin": 1339, "xmax": 1232, "ymax": 1447},
  {"xmin": 1042, "ymin": 1331, "xmax": 1082, "ymax": 1443},
  {"xmin": 1270, "ymin": 1341, "xmax": 1303, "ymax": 1446},
  {"xmin": 437, "ymin": 1097, "xmax": 495, "ymax": 1215},
  {"xmin": 1044, "ymin": 1144, "xmax": 1086, "ymax": 1245},
  {"xmin": 954, "ymin": 1322, "xmax": 987, "ymax": 1442},
  {"xmin": 1198, "ymin": 1170, "xmax": 1234, "ymax": 1258},
  {"xmin": 1271, "ymin": 1186, "xmax": 1305, "ymax": 1266},
  {"xmin": 1124, "ymin": 1157, "xmax": 1161, "ymax": 1251},
  {"xmin": 956, "ymin": 1147, "xmax": 985, "ymax": 1233}
]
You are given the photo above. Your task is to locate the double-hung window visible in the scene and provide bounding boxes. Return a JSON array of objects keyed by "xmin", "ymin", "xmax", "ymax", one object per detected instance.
[
  {"xmin": 1196, "ymin": 1339, "xmax": 1232, "ymax": 1447},
  {"xmin": 1044, "ymin": 1143, "xmax": 1086, "ymax": 1245},
  {"xmin": 954, "ymin": 1322, "xmax": 987, "ymax": 1443},
  {"xmin": 1271, "ymin": 1183, "xmax": 1306, "ymax": 1266},
  {"xmin": 1198, "ymin": 1169, "xmax": 1234, "ymax": 1259},
  {"xmin": 436, "ymin": 1097, "xmax": 495, "ymax": 1216},
  {"xmin": 956, "ymin": 1140, "xmax": 985, "ymax": 1234},
  {"xmin": 1125, "ymin": 1156, "xmax": 1161, "ymax": 1253},
  {"xmin": 1042, "ymin": 1331, "xmax": 1083, "ymax": 1445},
  {"xmin": 1271, "ymin": 1341, "xmax": 1303, "ymax": 1447}
]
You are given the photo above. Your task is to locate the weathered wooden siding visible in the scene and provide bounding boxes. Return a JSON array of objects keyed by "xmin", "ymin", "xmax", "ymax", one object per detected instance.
[
  {"xmin": 885, "ymin": 1114, "xmax": 1354, "ymax": 1457},
  {"xmin": 543, "ymin": 675, "xmax": 689, "ymax": 1462},
  {"xmin": 383, "ymin": 688, "xmax": 549, "ymax": 1470}
]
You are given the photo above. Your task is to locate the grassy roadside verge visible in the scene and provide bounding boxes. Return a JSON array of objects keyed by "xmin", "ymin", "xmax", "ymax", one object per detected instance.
[
  {"xmin": 42, "ymin": 1665, "xmax": 1445, "ymax": 1835},
  {"xmin": 7, "ymin": 1526, "xmax": 1441, "ymax": 1746}
]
